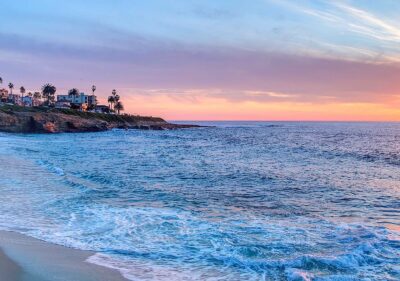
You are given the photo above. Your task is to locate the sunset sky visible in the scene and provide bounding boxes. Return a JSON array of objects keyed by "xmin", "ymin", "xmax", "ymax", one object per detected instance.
[{"xmin": 1, "ymin": 0, "xmax": 400, "ymax": 120}]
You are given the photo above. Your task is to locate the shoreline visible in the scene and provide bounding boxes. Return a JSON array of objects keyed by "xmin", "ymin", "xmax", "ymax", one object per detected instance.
[
  {"xmin": 0, "ymin": 105, "xmax": 200, "ymax": 133},
  {"xmin": 0, "ymin": 230, "xmax": 128, "ymax": 281}
]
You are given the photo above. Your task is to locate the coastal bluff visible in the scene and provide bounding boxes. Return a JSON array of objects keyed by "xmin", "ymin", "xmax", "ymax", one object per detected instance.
[{"xmin": 0, "ymin": 106, "xmax": 197, "ymax": 133}]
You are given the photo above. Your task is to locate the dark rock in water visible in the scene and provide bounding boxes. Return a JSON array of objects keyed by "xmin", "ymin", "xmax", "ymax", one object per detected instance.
[{"xmin": 0, "ymin": 106, "xmax": 200, "ymax": 134}]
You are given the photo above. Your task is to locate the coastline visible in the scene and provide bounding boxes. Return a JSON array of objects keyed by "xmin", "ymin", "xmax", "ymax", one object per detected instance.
[
  {"xmin": 0, "ymin": 230, "xmax": 128, "ymax": 281},
  {"xmin": 0, "ymin": 105, "xmax": 200, "ymax": 133}
]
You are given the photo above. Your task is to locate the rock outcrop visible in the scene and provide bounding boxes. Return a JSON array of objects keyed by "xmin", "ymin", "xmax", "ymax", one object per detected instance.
[{"xmin": 0, "ymin": 107, "xmax": 197, "ymax": 133}]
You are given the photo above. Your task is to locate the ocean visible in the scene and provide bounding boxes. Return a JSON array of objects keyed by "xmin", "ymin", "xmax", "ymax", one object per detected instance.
[{"xmin": 0, "ymin": 122, "xmax": 399, "ymax": 280}]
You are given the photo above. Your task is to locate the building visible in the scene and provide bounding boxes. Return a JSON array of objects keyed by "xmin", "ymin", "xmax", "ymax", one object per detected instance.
[
  {"xmin": 94, "ymin": 105, "xmax": 111, "ymax": 114},
  {"xmin": 56, "ymin": 93, "xmax": 96, "ymax": 110},
  {"xmin": 55, "ymin": 101, "xmax": 71, "ymax": 109},
  {"xmin": 0, "ymin": 89, "xmax": 9, "ymax": 103},
  {"xmin": 8, "ymin": 94, "xmax": 22, "ymax": 106},
  {"xmin": 22, "ymin": 96, "xmax": 33, "ymax": 107}
]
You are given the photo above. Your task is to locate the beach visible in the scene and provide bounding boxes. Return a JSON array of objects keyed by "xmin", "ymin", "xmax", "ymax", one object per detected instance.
[{"xmin": 0, "ymin": 231, "xmax": 127, "ymax": 281}]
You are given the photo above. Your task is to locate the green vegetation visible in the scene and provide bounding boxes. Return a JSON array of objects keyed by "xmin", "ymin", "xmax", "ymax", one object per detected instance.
[{"xmin": 0, "ymin": 104, "xmax": 164, "ymax": 123}]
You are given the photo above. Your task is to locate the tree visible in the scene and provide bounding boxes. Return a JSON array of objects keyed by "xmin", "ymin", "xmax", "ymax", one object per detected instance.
[
  {"xmin": 20, "ymin": 86, "xmax": 26, "ymax": 99},
  {"xmin": 108, "ymin": 95, "xmax": 115, "ymax": 110},
  {"xmin": 114, "ymin": 101, "xmax": 124, "ymax": 115},
  {"xmin": 89, "ymin": 85, "xmax": 97, "ymax": 110},
  {"xmin": 41, "ymin": 84, "xmax": 56, "ymax": 106},
  {"xmin": 0, "ymin": 78, "xmax": 4, "ymax": 102},
  {"xmin": 108, "ymin": 89, "xmax": 118, "ymax": 110},
  {"xmin": 68, "ymin": 88, "xmax": 80, "ymax": 98},
  {"xmin": 8, "ymin": 83, "xmax": 14, "ymax": 94},
  {"xmin": 33, "ymin": 92, "xmax": 41, "ymax": 107},
  {"xmin": 33, "ymin": 92, "xmax": 41, "ymax": 100}
]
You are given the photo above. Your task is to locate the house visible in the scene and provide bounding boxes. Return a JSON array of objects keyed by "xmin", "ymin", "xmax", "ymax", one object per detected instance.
[
  {"xmin": 56, "ymin": 93, "xmax": 96, "ymax": 111},
  {"xmin": 8, "ymin": 94, "xmax": 22, "ymax": 106},
  {"xmin": 0, "ymin": 89, "xmax": 8, "ymax": 103},
  {"xmin": 22, "ymin": 96, "xmax": 33, "ymax": 107},
  {"xmin": 94, "ymin": 105, "xmax": 111, "ymax": 114},
  {"xmin": 55, "ymin": 101, "xmax": 71, "ymax": 109}
]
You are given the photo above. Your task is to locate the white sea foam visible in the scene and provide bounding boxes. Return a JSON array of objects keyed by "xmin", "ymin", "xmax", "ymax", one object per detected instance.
[{"xmin": 0, "ymin": 123, "xmax": 399, "ymax": 280}]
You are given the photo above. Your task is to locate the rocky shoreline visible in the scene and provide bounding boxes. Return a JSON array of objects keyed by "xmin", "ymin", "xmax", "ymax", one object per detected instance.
[{"xmin": 0, "ymin": 106, "xmax": 198, "ymax": 133}]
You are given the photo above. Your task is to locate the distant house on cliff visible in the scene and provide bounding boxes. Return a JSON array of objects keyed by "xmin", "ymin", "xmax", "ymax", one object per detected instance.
[
  {"xmin": 56, "ymin": 92, "xmax": 96, "ymax": 111},
  {"xmin": 94, "ymin": 105, "xmax": 111, "ymax": 114},
  {"xmin": 22, "ymin": 96, "xmax": 33, "ymax": 107},
  {"xmin": 0, "ymin": 89, "xmax": 8, "ymax": 103},
  {"xmin": 8, "ymin": 94, "xmax": 22, "ymax": 106}
]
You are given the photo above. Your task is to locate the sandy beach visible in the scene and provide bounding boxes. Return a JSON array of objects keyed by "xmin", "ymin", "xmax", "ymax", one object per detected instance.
[{"xmin": 0, "ymin": 231, "xmax": 127, "ymax": 281}]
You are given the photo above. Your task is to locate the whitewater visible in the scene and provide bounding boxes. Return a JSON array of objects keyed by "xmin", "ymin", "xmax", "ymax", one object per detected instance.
[{"xmin": 0, "ymin": 122, "xmax": 399, "ymax": 280}]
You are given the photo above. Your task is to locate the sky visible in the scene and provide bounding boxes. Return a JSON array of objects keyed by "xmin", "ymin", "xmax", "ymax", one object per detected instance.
[{"xmin": 1, "ymin": 0, "xmax": 400, "ymax": 121}]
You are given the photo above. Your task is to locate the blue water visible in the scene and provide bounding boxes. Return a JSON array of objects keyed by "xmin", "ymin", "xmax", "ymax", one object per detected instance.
[{"xmin": 0, "ymin": 122, "xmax": 399, "ymax": 280}]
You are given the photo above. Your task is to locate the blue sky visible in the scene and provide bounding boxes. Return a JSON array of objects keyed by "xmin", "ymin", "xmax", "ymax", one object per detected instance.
[
  {"xmin": 1, "ymin": 0, "xmax": 400, "ymax": 120},
  {"xmin": 3, "ymin": 0, "xmax": 399, "ymax": 59}
]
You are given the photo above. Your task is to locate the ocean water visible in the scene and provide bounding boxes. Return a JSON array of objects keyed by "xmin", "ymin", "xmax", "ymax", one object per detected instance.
[{"xmin": 0, "ymin": 122, "xmax": 399, "ymax": 281}]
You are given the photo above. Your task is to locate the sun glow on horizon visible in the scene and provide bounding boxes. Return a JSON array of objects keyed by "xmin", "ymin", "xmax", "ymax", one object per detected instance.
[{"xmin": 119, "ymin": 94, "xmax": 400, "ymax": 122}]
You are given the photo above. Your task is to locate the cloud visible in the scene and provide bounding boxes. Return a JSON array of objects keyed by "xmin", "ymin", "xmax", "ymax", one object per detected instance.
[
  {"xmin": 1, "ymin": 29, "xmax": 400, "ymax": 105},
  {"xmin": 2, "ymin": 0, "xmax": 400, "ymax": 106},
  {"xmin": 270, "ymin": 0, "xmax": 400, "ymax": 63},
  {"xmin": 333, "ymin": 2, "xmax": 400, "ymax": 42}
]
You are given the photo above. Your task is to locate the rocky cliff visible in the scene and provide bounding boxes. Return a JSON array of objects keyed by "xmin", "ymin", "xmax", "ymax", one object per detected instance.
[{"xmin": 0, "ymin": 106, "xmax": 196, "ymax": 133}]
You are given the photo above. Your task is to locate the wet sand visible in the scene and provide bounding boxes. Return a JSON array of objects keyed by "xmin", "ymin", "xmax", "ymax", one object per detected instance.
[{"xmin": 0, "ymin": 230, "xmax": 128, "ymax": 281}]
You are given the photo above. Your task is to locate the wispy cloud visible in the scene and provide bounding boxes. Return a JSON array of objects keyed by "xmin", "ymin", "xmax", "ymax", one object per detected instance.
[
  {"xmin": 333, "ymin": 2, "xmax": 400, "ymax": 42},
  {"xmin": 271, "ymin": 0, "xmax": 400, "ymax": 63}
]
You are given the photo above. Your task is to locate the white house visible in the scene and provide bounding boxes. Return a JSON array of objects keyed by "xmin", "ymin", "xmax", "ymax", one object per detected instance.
[{"xmin": 56, "ymin": 93, "xmax": 96, "ymax": 110}]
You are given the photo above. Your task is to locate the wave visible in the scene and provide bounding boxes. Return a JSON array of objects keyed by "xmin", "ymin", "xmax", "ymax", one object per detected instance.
[
  {"xmin": 15, "ymin": 203, "xmax": 395, "ymax": 281},
  {"xmin": 86, "ymin": 229, "xmax": 399, "ymax": 281},
  {"xmin": 36, "ymin": 160, "xmax": 65, "ymax": 176}
]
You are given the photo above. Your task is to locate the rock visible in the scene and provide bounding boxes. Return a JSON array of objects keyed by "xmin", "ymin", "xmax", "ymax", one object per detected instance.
[{"xmin": 0, "ymin": 108, "xmax": 200, "ymax": 134}]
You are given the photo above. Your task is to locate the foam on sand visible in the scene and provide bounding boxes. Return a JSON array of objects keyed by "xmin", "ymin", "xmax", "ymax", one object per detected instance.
[{"xmin": 0, "ymin": 230, "xmax": 127, "ymax": 281}]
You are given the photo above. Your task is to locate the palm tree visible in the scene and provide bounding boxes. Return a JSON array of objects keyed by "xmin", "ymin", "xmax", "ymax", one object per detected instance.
[
  {"xmin": 108, "ymin": 89, "xmax": 117, "ymax": 110},
  {"xmin": 108, "ymin": 95, "xmax": 115, "ymax": 110},
  {"xmin": 114, "ymin": 101, "xmax": 124, "ymax": 115},
  {"xmin": 0, "ymin": 78, "xmax": 4, "ymax": 102},
  {"xmin": 41, "ymin": 83, "xmax": 57, "ymax": 106},
  {"xmin": 8, "ymin": 83, "xmax": 14, "ymax": 95},
  {"xmin": 7, "ymin": 83, "xmax": 14, "ymax": 103},
  {"xmin": 90, "ymin": 85, "xmax": 97, "ymax": 109},
  {"xmin": 20, "ymin": 86, "xmax": 26, "ymax": 98},
  {"xmin": 68, "ymin": 88, "xmax": 80, "ymax": 98}
]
